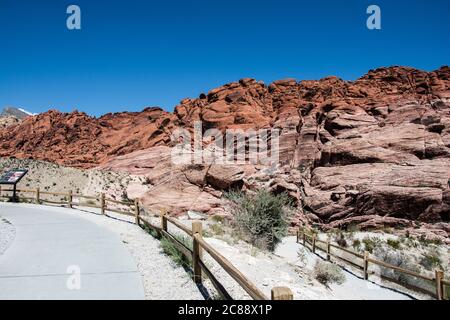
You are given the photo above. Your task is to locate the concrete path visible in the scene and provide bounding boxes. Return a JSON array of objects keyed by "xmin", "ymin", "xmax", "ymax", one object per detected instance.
[{"xmin": 0, "ymin": 203, "xmax": 145, "ymax": 300}]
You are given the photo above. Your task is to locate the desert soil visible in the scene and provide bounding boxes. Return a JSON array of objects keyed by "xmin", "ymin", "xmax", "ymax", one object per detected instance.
[{"xmin": 0, "ymin": 158, "xmax": 149, "ymax": 203}]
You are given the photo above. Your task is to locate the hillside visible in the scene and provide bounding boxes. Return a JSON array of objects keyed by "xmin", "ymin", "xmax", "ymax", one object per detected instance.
[{"xmin": 0, "ymin": 66, "xmax": 449, "ymax": 240}]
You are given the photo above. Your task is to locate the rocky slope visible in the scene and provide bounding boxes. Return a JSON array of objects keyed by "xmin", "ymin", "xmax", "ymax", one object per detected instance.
[{"xmin": 0, "ymin": 66, "xmax": 449, "ymax": 239}]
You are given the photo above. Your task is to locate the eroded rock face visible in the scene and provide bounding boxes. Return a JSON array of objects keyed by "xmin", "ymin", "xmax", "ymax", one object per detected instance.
[
  {"xmin": 0, "ymin": 108, "xmax": 176, "ymax": 168},
  {"xmin": 1, "ymin": 66, "xmax": 449, "ymax": 239}
]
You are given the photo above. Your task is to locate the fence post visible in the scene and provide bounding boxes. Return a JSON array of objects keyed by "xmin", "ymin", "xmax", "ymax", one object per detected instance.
[
  {"xmin": 312, "ymin": 234, "xmax": 316, "ymax": 253},
  {"xmin": 35, "ymin": 187, "xmax": 40, "ymax": 204},
  {"xmin": 134, "ymin": 199, "xmax": 140, "ymax": 225},
  {"xmin": 68, "ymin": 190, "xmax": 73, "ymax": 209},
  {"xmin": 160, "ymin": 212, "xmax": 167, "ymax": 232},
  {"xmin": 100, "ymin": 193, "xmax": 105, "ymax": 215},
  {"xmin": 435, "ymin": 270, "xmax": 444, "ymax": 300},
  {"xmin": 363, "ymin": 251, "xmax": 369, "ymax": 280},
  {"xmin": 296, "ymin": 229, "xmax": 299, "ymax": 243},
  {"xmin": 302, "ymin": 232, "xmax": 306, "ymax": 246},
  {"xmin": 271, "ymin": 287, "xmax": 293, "ymax": 300},
  {"xmin": 0, "ymin": 185, "xmax": 2, "ymax": 198},
  {"xmin": 326, "ymin": 240, "xmax": 331, "ymax": 261},
  {"xmin": 192, "ymin": 221, "xmax": 202, "ymax": 284}
]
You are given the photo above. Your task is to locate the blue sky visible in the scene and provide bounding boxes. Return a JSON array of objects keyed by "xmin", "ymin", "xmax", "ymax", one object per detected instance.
[{"xmin": 0, "ymin": 0, "xmax": 449, "ymax": 117}]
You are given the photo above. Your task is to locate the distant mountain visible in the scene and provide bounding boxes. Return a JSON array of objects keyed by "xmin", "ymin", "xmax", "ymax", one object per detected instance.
[{"xmin": 1, "ymin": 107, "xmax": 36, "ymax": 120}]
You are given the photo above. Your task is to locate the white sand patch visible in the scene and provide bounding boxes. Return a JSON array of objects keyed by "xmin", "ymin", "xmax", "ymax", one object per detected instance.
[{"xmin": 0, "ymin": 216, "xmax": 15, "ymax": 255}]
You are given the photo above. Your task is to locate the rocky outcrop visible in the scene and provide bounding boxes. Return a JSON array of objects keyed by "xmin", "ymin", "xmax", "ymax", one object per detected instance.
[
  {"xmin": 0, "ymin": 116, "xmax": 20, "ymax": 129},
  {"xmin": 0, "ymin": 108, "xmax": 176, "ymax": 168},
  {"xmin": 1, "ymin": 66, "xmax": 449, "ymax": 239}
]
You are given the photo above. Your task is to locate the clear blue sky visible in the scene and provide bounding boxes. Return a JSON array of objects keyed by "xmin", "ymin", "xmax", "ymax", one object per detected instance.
[{"xmin": 0, "ymin": 0, "xmax": 449, "ymax": 117}]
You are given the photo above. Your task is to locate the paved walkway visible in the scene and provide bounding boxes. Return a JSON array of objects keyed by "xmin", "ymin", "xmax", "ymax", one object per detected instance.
[{"xmin": 0, "ymin": 203, "xmax": 145, "ymax": 300}]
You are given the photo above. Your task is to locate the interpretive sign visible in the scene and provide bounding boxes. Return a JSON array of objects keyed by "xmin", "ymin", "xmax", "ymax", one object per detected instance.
[{"xmin": 0, "ymin": 169, "xmax": 28, "ymax": 202}]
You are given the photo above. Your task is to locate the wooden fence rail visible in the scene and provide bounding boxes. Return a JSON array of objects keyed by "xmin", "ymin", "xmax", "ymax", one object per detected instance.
[
  {"xmin": 298, "ymin": 228, "xmax": 449, "ymax": 300},
  {"xmin": 0, "ymin": 186, "xmax": 293, "ymax": 300},
  {"xmin": 140, "ymin": 212, "xmax": 271, "ymax": 300}
]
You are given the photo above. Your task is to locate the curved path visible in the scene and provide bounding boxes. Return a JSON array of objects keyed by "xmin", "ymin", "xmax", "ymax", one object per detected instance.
[{"xmin": 0, "ymin": 203, "xmax": 145, "ymax": 300}]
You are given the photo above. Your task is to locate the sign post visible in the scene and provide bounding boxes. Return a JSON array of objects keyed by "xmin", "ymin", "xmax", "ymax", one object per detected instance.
[{"xmin": 0, "ymin": 169, "xmax": 28, "ymax": 202}]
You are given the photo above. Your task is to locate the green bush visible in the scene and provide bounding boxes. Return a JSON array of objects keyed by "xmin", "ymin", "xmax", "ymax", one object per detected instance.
[
  {"xmin": 418, "ymin": 235, "xmax": 443, "ymax": 246},
  {"xmin": 209, "ymin": 223, "xmax": 225, "ymax": 236},
  {"xmin": 362, "ymin": 237, "xmax": 382, "ymax": 253},
  {"xmin": 334, "ymin": 232, "xmax": 348, "ymax": 248},
  {"xmin": 314, "ymin": 261, "xmax": 346, "ymax": 286},
  {"xmin": 352, "ymin": 239, "xmax": 362, "ymax": 251},
  {"xmin": 226, "ymin": 190, "xmax": 292, "ymax": 251},
  {"xmin": 160, "ymin": 234, "xmax": 192, "ymax": 268},
  {"xmin": 420, "ymin": 251, "xmax": 442, "ymax": 271},
  {"xmin": 386, "ymin": 239, "xmax": 401, "ymax": 250}
]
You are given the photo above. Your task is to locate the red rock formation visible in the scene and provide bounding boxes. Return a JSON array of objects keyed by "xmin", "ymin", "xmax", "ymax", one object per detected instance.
[
  {"xmin": 0, "ymin": 107, "xmax": 176, "ymax": 167},
  {"xmin": 1, "ymin": 66, "xmax": 449, "ymax": 238}
]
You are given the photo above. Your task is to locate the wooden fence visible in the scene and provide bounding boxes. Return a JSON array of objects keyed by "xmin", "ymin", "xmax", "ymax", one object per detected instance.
[
  {"xmin": 0, "ymin": 186, "xmax": 293, "ymax": 300},
  {"xmin": 297, "ymin": 228, "xmax": 449, "ymax": 300}
]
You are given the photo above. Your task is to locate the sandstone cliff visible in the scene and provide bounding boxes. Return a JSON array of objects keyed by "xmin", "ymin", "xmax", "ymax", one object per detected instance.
[{"xmin": 1, "ymin": 66, "xmax": 449, "ymax": 239}]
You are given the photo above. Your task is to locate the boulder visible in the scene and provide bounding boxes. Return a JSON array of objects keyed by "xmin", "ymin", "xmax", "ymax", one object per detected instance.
[{"xmin": 206, "ymin": 165, "xmax": 245, "ymax": 190}]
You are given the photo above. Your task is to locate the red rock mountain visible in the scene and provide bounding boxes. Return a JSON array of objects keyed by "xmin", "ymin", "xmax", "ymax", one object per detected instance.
[{"xmin": 1, "ymin": 66, "xmax": 449, "ymax": 240}]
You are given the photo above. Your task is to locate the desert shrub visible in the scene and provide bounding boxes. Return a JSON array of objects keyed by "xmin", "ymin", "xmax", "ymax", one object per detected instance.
[
  {"xmin": 225, "ymin": 189, "xmax": 245, "ymax": 203},
  {"xmin": 121, "ymin": 191, "xmax": 130, "ymax": 202},
  {"xmin": 372, "ymin": 246, "xmax": 434, "ymax": 292},
  {"xmin": 420, "ymin": 250, "xmax": 443, "ymax": 271},
  {"xmin": 226, "ymin": 189, "xmax": 292, "ymax": 251},
  {"xmin": 333, "ymin": 232, "xmax": 348, "ymax": 248},
  {"xmin": 142, "ymin": 223, "xmax": 161, "ymax": 239},
  {"xmin": 86, "ymin": 199, "xmax": 97, "ymax": 206},
  {"xmin": 352, "ymin": 239, "xmax": 362, "ymax": 251},
  {"xmin": 399, "ymin": 236, "xmax": 418, "ymax": 249},
  {"xmin": 208, "ymin": 223, "xmax": 225, "ymax": 236},
  {"xmin": 160, "ymin": 234, "xmax": 192, "ymax": 268},
  {"xmin": 314, "ymin": 261, "xmax": 346, "ymax": 286},
  {"xmin": 386, "ymin": 239, "xmax": 401, "ymax": 250},
  {"xmin": 362, "ymin": 237, "xmax": 382, "ymax": 253},
  {"xmin": 297, "ymin": 247, "xmax": 308, "ymax": 267},
  {"xmin": 418, "ymin": 235, "xmax": 443, "ymax": 246},
  {"xmin": 211, "ymin": 215, "xmax": 226, "ymax": 223}
]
